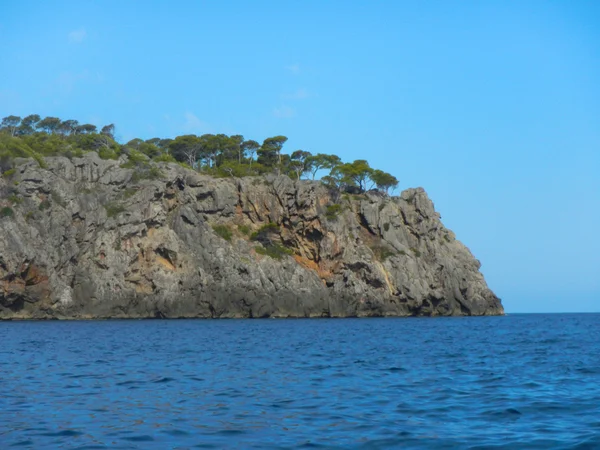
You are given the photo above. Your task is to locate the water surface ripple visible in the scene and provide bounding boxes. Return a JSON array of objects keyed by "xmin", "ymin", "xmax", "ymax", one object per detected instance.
[{"xmin": 1, "ymin": 314, "xmax": 599, "ymax": 449}]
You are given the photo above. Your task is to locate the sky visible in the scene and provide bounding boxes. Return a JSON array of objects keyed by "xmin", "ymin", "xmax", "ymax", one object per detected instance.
[{"xmin": 1, "ymin": 1, "xmax": 599, "ymax": 313}]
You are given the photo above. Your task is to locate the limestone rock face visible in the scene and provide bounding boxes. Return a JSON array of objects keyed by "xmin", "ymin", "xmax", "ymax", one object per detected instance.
[{"xmin": 0, "ymin": 154, "xmax": 503, "ymax": 319}]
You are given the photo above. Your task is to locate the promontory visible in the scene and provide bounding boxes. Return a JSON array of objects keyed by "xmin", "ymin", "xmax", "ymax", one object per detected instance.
[{"xmin": 0, "ymin": 116, "xmax": 503, "ymax": 319}]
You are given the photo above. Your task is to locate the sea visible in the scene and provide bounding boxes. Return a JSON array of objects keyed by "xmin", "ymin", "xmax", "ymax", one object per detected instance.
[{"xmin": 1, "ymin": 314, "xmax": 599, "ymax": 449}]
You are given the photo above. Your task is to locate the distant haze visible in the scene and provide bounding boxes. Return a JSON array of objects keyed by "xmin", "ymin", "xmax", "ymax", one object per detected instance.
[{"xmin": 1, "ymin": 1, "xmax": 598, "ymax": 312}]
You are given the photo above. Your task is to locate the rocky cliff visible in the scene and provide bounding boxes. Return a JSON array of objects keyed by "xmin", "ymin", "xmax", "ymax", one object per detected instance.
[{"xmin": 0, "ymin": 153, "xmax": 503, "ymax": 319}]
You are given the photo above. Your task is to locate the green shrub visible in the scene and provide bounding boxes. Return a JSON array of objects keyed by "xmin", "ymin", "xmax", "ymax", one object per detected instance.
[
  {"xmin": 98, "ymin": 147, "xmax": 119, "ymax": 160},
  {"xmin": 250, "ymin": 222, "xmax": 279, "ymax": 241},
  {"xmin": 411, "ymin": 247, "xmax": 422, "ymax": 257},
  {"xmin": 105, "ymin": 202, "xmax": 126, "ymax": 218},
  {"xmin": 325, "ymin": 204, "xmax": 343, "ymax": 221},
  {"xmin": 371, "ymin": 244, "xmax": 396, "ymax": 261},
  {"xmin": 153, "ymin": 153, "xmax": 177, "ymax": 163},
  {"xmin": 0, "ymin": 207, "xmax": 14, "ymax": 218},
  {"xmin": 148, "ymin": 166, "xmax": 163, "ymax": 179},
  {"xmin": 2, "ymin": 168, "xmax": 16, "ymax": 178},
  {"xmin": 128, "ymin": 149, "xmax": 148, "ymax": 164},
  {"xmin": 25, "ymin": 211, "xmax": 34, "ymax": 222},
  {"xmin": 63, "ymin": 148, "xmax": 85, "ymax": 159},
  {"xmin": 8, "ymin": 194, "xmax": 22, "ymax": 205},
  {"xmin": 120, "ymin": 149, "xmax": 148, "ymax": 168},
  {"xmin": 38, "ymin": 199, "xmax": 51, "ymax": 210},
  {"xmin": 119, "ymin": 160, "xmax": 136, "ymax": 169},
  {"xmin": 254, "ymin": 243, "xmax": 293, "ymax": 260},
  {"xmin": 212, "ymin": 224, "xmax": 232, "ymax": 241},
  {"xmin": 23, "ymin": 132, "xmax": 67, "ymax": 157},
  {"xmin": 216, "ymin": 161, "xmax": 258, "ymax": 178},
  {"xmin": 383, "ymin": 223, "xmax": 390, "ymax": 232},
  {"xmin": 31, "ymin": 152, "xmax": 46, "ymax": 168},
  {"xmin": 0, "ymin": 135, "xmax": 45, "ymax": 167},
  {"xmin": 122, "ymin": 187, "xmax": 138, "ymax": 199},
  {"xmin": 238, "ymin": 224, "xmax": 251, "ymax": 235}
]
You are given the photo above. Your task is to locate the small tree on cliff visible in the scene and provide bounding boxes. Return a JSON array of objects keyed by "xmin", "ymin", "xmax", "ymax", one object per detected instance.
[
  {"xmin": 258, "ymin": 136, "xmax": 287, "ymax": 175},
  {"xmin": 335, "ymin": 159, "xmax": 373, "ymax": 192},
  {"xmin": 242, "ymin": 139, "xmax": 260, "ymax": 167},
  {"xmin": 36, "ymin": 117, "xmax": 61, "ymax": 134},
  {"xmin": 290, "ymin": 150, "xmax": 312, "ymax": 180},
  {"xmin": 0, "ymin": 116, "xmax": 22, "ymax": 137},
  {"xmin": 371, "ymin": 169, "xmax": 399, "ymax": 194},
  {"xmin": 18, "ymin": 114, "xmax": 41, "ymax": 135},
  {"xmin": 101, "ymin": 124, "xmax": 116, "ymax": 139},
  {"xmin": 305, "ymin": 153, "xmax": 341, "ymax": 180},
  {"xmin": 169, "ymin": 134, "xmax": 203, "ymax": 167}
]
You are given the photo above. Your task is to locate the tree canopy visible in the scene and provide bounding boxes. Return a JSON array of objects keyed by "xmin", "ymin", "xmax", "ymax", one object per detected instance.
[{"xmin": 0, "ymin": 113, "xmax": 400, "ymax": 195}]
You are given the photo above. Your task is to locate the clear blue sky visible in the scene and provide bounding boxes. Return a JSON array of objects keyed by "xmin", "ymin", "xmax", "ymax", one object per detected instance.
[{"xmin": 1, "ymin": 1, "xmax": 599, "ymax": 313}]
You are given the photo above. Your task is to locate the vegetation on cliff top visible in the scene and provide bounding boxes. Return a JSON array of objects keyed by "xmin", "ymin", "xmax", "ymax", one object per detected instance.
[{"xmin": 0, "ymin": 114, "xmax": 399, "ymax": 194}]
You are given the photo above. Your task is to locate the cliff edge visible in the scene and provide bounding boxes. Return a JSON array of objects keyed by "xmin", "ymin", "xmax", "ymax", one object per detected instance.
[{"xmin": 0, "ymin": 153, "xmax": 503, "ymax": 319}]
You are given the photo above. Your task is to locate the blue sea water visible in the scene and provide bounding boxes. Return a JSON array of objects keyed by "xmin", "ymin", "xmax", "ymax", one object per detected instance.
[{"xmin": 1, "ymin": 314, "xmax": 599, "ymax": 449}]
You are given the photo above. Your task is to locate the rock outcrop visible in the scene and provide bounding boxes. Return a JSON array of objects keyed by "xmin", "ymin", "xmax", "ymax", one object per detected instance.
[{"xmin": 0, "ymin": 153, "xmax": 503, "ymax": 319}]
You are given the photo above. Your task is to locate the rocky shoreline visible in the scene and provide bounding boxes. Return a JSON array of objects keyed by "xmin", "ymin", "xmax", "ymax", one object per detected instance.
[{"xmin": 0, "ymin": 153, "xmax": 503, "ymax": 319}]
